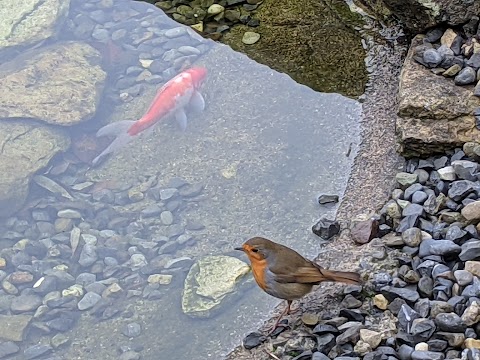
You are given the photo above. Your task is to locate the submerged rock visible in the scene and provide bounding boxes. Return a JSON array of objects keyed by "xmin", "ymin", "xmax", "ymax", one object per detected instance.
[
  {"xmin": 0, "ymin": 122, "xmax": 70, "ymax": 217},
  {"xmin": 182, "ymin": 255, "xmax": 249, "ymax": 318},
  {"xmin": 0, "ymin": 42, "xmax": 106, "ymax": 126},
  {"xmin": 0, "ymin": 0, "xmax": 70, "ymax": 49}
]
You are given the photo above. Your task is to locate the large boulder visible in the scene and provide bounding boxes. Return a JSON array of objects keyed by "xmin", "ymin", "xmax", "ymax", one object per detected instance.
[
  {"xmin": 0, "ymin": 0, "xmax": 70, "ymax": 49},
  {"xmin": 0, "ymin": 122, "xmax": 70, "ymax": 217},
  {"xmin": 396, "ymin": 35, "xmax": 480, "ymax": 156},
  {"xmin": 0, "ymin": 42, "xmax": 106, "ymax": 126},
  {"xmin": 356, "ymin": 0, "xmax": 480, "ymax": 33}
]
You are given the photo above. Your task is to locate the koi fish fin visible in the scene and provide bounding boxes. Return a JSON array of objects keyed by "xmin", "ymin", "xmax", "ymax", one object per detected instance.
[
  {"xmin": 92, "ymin": 120, "xmax": 137, "ymax": 166},
  {"xmin": 96, "ymin": 120, "xmax": 136, "ymax": 138},
  {"xmin": 189, "ymin": 91, "xmax": 205, "ymax": 113},
  {"xmin": 175, "ymin": 109, "xmax": 188, "ymax": 131}
]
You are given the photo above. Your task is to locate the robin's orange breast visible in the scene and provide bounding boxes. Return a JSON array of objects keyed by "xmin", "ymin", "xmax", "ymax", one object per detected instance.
[{"xmin": 250, "ymin": 257, "xmax": 268, "ymax": 291}]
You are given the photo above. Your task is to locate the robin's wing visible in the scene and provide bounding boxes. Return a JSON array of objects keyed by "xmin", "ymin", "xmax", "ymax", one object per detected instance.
[{"xmin": 270, "ymin": 255, "xmax": 327, "ymax": 284}]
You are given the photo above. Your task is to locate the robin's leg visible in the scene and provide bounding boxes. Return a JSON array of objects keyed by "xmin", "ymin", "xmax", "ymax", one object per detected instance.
[
  {"xmin": 286, "ymin": 300, "xmax": 301, "ymax": 315},
  {"xmin": 267, "ymin": 300, "xmax": 292, "ymax": 336}
]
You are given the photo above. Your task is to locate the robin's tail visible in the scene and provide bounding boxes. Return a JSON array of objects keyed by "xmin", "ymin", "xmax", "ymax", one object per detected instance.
[{"xmin": 319, "ymin": 269, "xmax": 361, "ymax": 285}]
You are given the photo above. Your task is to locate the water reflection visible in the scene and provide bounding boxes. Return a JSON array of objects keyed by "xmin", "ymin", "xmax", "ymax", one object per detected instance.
[{"xmin": 0, "ymin": 0, "xmax": 362, "ymax": 359}]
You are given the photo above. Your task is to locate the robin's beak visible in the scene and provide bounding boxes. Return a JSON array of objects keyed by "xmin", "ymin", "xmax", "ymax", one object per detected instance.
[{"xmin": 234, "ymin": 246, "xmax": 244, "ymax": 251}]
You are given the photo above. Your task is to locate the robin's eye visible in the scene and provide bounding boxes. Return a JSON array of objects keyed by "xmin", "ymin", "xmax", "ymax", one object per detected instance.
[{"xmin": 251, "ymin": 248, "xmax": 258, "ymax": 253}]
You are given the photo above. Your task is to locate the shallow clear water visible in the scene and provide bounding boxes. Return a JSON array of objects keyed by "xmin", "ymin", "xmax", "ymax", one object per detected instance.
[{"xmin": 0, "ymin": 0, "xmax": 363, "ymax": 358}]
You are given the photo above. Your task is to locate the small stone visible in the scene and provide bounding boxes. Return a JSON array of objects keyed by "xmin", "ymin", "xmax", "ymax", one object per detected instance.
[
  {"xmin": 354, "ymin": 340, "xmax": 372, "ymax": 355},
  {"xmin": 159, "ymin": 188, "xmax": 178, "ymax": 200},
  {"xmin": 128, "ymin": 188, "xmax": 144, "ymax": 202},
  {"xmin": 160, "ymin": 211, "xmax": 174, "ymax": 225},
  {"xmin": 419, "ymin": 239, "xmax": 461, "ymax": 257},
  {"xmin": 415, "ymin": 343, "xmax": 428, "ymax": 351},
  {"xmin": 374, "ymin": 294, "xmax": 388, "ymax": 310},
  {"xmin": 435, "ymin": 312, "xmax": 466, "ymax": 332},
  {"xmin": 461, "ymin": 301, "xmax": 480, "ymax": 326},
  {"xmin": 51, "ymin": 334, "xmax": 70, "ymax": 349},
  {"xmin": 24, "ymin": 344, "xmax": 52, "ymax": 359},
  {"xmin": 243, "ymin": 332, "xmax": 266, "ymax": 349},
  {"xmin": 402, "ymin": 227, "xmax": 422, "ymax": 247},
  {"xmin": 465, "ymin": 261, "xmax": 480, "ymax": 277},
  {"xmin": 147, "ymin": 274, "xmax": 172, "ymax": 285},
  {"xmin": 207, "ymin": 4, "xmax": 224, "ymax": 15},
  {"xmin": 443, "ymin": 64, "xmax": 462, "ymax": 77},
  {"xmin": 396, "ymin": 172, "xmax": 418, "ymax": 187},
  {"xmin": 301, "ymin": 312, "xmax": 319, "ymax": 326},
  {"xmin": 437, "ymin": 166, "xmax": 456, "ymax": 181},
  {"xmin": 350, "ymin": 218, "xmax": 378, "ymax": 244},
  {"xmin": 381, "ymin": 286, "xmax": 419, "ymax": 304},
  {"xmin": 460, "ymin": 241, "xmax": 480, "ymax": 261},
  {"xmin": 311, "ymin": 218, "xmax": 340, "ymax": 240},
  {"xmin": 360, "ymin": 329, "xmax": 382, "ymax": 349},
  {"xmin": 462, "ymin": 201, "xmax": 480, "ymax": 221},
  {"xmin": 411, "ymin": 350, "xmax": 444, "ymax": 360},
  {"xmin": 242, "ymin": 31, "xmax": 260, "ymax": 45},
  {"xmin": 455, "ymin": 66, "xmax": 476, "ymax": 85},
  {"xmin": 454, "ymin": 270, "xmax": 473, "ymax": 286},
  {"xmin": 77, "ymin": 292, "xmax": 102, "ymax": 310},
  {"xmin": 423, "ymin": 49, "xmax": 443, "ymax": 68},
  {"xmin": 465, "ymin": 338, "xmax": 480, "ymax": 349},
  {"xmin": 122, "ymin": 322, "xmax": 142, "ymax": 338},
  {"xmin": 57, "ymin": 209, "xmax": 82, "ymax": 219},
  {"xmin": 10, "ymin": 294, "xmax": 42, "ymax": 314},
  {"xmin": 317, "ymin": 194, "xmax": 339, "ymax": 204}
]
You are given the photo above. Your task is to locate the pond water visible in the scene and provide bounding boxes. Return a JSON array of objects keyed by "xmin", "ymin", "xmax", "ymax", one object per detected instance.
[{"xmin": 0, "ymin": 0, "xmax": 364, "ymax": 359}]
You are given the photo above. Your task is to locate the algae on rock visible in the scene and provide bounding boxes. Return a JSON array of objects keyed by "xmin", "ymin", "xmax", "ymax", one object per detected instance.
[{"xmin": 222, "ymin": 0, "xmax": 368, "ymax": 97}]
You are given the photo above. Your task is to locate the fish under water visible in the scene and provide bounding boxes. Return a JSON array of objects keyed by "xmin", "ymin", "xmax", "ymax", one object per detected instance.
[{"xmin": 92, "ymin": 66, "xmax": 208, "ymax": 165}]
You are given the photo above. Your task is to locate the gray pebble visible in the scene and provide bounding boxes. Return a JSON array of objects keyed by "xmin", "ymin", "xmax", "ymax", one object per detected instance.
[
  {"xmin": 76, "ymin": 273, "xmax": 96, "ymax": 286},
  {"xmin": 160, "ymin": 188, "xmax": 178, "ymax": 200},
  {"xmin": 89, "ymin": 10, "xmax": 106, "ymax": 23},
  {"xmin": 24, "ymin": 344, "xmax": 52, "ymax": 360},
  {"xmin": 164, "ymin": 27, "xmax": 187, "ymax": 38},
  {"xmin": 423, "ymin": 49, "xmax": 443, "ymax": 68},
  {"xmin": 92, "ymin": 27, "xmax": 109, "ymax": 41},
  {"xmin": 10, "ymin": 294, "xmax": 42, "ymax": 313},
  {"xmin": 112, "ymin": 29, "xmax": 127, "ymax": 41},
  {"xmin": 122, "ymin": 322, "xmax": 142, "ymax": 338},
  {"xmin": 129, "ymin": 254, "xmax": 148, "ymax": 269},
  {"xmin": 178, "ymin": 45, "xmax": 201, "ymax": 55},
  {"xmin": 412, "ymin": 191, "xmax": 428, "ymax": 204},
  {"xmin": 141, "ymin": 204, "xmax": 162, "ymax": 217},
  {"xmin": 85, "ymin": 282, "xmax": 107, "ymax": 294},
  {"xmin": 455, "ymin": 66, "xmax": 476, "ymax": 85},
  {"xmin": 92, "ymin": 189, "xmax": 115, "ymax": 203},
  {"xmin": 160, "ymin": 211, "xmax": 174, "ymax": 225},
  {"xmin": 78, "ymin": 292, "xmax": 102, "ymax": 311},
  {"xmin": 79, "ymin": 244, "xmax": 98, "ymax": 267},
  {"xmin": 158, "ymin": 240, "xmax": 177, "ymax": 254},
  {"xmin": 454, "ymin": 270, "xmax": 473, "ymax": 286}
]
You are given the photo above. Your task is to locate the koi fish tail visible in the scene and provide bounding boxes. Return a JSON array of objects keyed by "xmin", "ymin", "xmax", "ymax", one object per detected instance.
[{"xmin": 92, "ymin": 120, "xmax": 136, "ymax": 166}]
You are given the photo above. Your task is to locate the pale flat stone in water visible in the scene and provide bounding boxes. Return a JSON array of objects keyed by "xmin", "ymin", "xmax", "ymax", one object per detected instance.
[{"xmin": 182, "ymin": 255, "xmax": 250, "ymax": 318}]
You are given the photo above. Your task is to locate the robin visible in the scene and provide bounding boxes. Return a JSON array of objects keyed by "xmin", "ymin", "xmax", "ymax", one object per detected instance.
[{"xmin": 235, "ymin": 236, "xmax": 361, "ymax": 331}]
